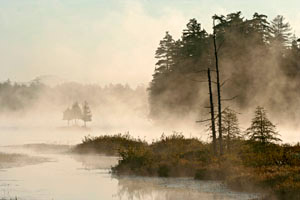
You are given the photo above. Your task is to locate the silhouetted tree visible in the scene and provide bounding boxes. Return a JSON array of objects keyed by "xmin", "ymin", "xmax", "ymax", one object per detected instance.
[
  {"xmin": 155, "ymin": 31, "xmax": 176, "ymax": 73},
  {"xmin": 207, "ymin": 68, "xmax": 217, "ymax": 155},
  {"xmin": 222, "ymin": 108, "xmax": 240, "ymax": 151},
  {"xmin": 270, "ymin": 15, "xmax": 292, "ymax": 48},
  {"xmin": 145, "ymin": 12, "xmax": 299, "ymax": 128},
  {"xmin": 148, "ymin": 32, "xmax": 176, "ymax": 120},
  {"xmin": 148, "ymin": 19, "xmax": 209, "ymax": 122},
  {"xmin": 63, "ymin": 108, "xmax": 72, "ymax": 126},
  {"xmin": 249, "ymin": 13, "xmax": 271, "ymax": 44},
  {"xmin": 212, "ymin": 16, "xmax": 224, "ymax": 155},
  {"xmin": 246, "ymin": 106, "xmax": 281, "ymax": 144},
  {"xmin": 82, "ymin": 101, "xmax": 92, "ymax": 127},
  {"xmin": 181, "ymin": 18, "xmax": 208, "ymax": 63},
  {"xmin": 71, "ymin": 102, "xmax": 82, "ymax": 125}
]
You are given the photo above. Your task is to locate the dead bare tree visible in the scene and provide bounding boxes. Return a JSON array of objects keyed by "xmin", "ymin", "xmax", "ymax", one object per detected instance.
[
  {"xmin": 213, "ymin": 18, "xmax": 223, "ymax": 155},
  {"xmin": 208, "ymin": 68, "xmax": 217, "ymax": 155}
]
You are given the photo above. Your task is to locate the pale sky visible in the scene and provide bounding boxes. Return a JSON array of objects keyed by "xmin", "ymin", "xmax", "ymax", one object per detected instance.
[{"xmin": 1, "ymin": 0, "xmax": 299, "ymax": 86}]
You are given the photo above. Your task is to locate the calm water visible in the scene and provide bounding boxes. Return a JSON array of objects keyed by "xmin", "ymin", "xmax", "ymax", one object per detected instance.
[{"xmin": 0, "ymin": 146, "xmax": 261, "ymax": 200}]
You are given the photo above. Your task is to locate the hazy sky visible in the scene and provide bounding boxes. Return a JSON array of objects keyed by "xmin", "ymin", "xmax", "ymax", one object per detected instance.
[{"xmin": 1, "ymin": 0, "xmax": 299, "ymax": 86}]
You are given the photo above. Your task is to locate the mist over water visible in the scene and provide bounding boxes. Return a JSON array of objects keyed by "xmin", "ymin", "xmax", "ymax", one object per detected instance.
[
  {"xmin": 0, "ymin": 80, "xmax": 206, "ymax": 146},
  {"xmin": 0, "ymin": 146, "xmax": 260, "ymax": 200},
  {"xmin": 0, "ymin": 79, "xmax": 298, "ymax": 146},
  {"xmin": 0, "ymin": 3, "xmax": 300, "ymax": 198},
  {"xmin": 0, "ymin": 81, "xmax": 262, "ymax": 199}
]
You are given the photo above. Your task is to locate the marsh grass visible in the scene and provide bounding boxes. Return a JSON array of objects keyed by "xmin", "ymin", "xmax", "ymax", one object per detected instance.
[
  {"xmin": 76, "ymin": 133, "xmax": 300, "ymax": 199},
  {"xmin": 73, "ymin": 133, "xmax": 146, "ymax": 155}
]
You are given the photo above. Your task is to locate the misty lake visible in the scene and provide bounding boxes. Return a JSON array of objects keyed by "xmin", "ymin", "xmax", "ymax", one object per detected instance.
[{"xmin": 0, "ymin": 145, "xmax": 261, "ymax": 200}]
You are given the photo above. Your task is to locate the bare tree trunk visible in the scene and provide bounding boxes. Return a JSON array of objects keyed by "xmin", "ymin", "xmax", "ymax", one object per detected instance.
[
  {"xmin": 213, "ymin": 19, "xmax": 223, "ymax": 156},
  {"xmin": 208, "ymin": 68, "xmax": 217, "ymax": 155}
]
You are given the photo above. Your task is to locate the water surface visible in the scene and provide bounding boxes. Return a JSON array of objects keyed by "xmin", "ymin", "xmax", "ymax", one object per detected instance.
[{"xmin": 0, "ymin": 146, "xmax": 261, "ymax": 200}]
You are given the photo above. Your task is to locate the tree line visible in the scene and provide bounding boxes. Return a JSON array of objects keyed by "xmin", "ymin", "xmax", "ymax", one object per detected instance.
[
  {"xmin": 148, "ymin": 11, "xmax": 297, "ymax": 155},
  {"xmin": 0, "ymin": 80, "xmax": 147, "ymax": 115},
  {"xmin": 148, "ymin": 12, "xmax": 300, "ymax": 123}
]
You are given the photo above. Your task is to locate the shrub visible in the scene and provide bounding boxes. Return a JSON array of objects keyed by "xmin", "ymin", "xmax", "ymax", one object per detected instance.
[{"xmin": 158, "ymin": 164, "xmax": 170, "ymax": 177}]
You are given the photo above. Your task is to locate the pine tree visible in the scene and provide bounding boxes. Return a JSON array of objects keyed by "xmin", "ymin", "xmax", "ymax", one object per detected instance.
[
  {"xmin": 246, "ymin": 106, "xmax": 281, "ymax": 144},
  {"xmin": 63, "ymin": 107, "xmax": 72, "ymax": 126},
  {"xmin": 249, "ymin": 13, "xmax": 271, "ymax": 44},
  {"xmin": 81, "ymin": 101, "xmax": 92, "ymax": 127},
  {"xmin": 155, "ymin": 31, "xmax": 176, "ymax": 74},
  {"xmin": 148, "ymin": 32, "xmax": 177, "ymax": 120},
  {"xmin": 222, "ymin": 108, "xmax": 240, "ymax": 151},
  {"xmin": 181, "ymin": 18, "xmax": 208, "ymax": 71},
  {"xmin": 71, "ymin": 102, "xmax": 82, "ymax": 125},
  {"xmin": 270, "ymin": 15, "xmax": 292, "ymax": 48}
]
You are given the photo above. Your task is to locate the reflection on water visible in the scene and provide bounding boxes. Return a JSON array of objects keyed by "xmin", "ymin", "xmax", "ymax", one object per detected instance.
[
  {"xmin": 115, "ymin": 177, "xmax": 260, "ymax": 200},
  {"xmin": 0, "ymin": 147, "xmax": 261, "ymax": 200}
]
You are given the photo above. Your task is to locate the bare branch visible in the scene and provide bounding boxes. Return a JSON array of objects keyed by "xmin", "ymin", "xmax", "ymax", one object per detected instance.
[
  {"xmin": 196, "ymin": 119, "xmax": 211, "ymax": 123},
  {"xmin": 223, "ymin": 107, "xmax": 242, "ymax": 115},
  {"xmin": 193, "ymin": 69, "xmax": 207, "ymax": 74},
  {"xmin": 221, "ymin": 95, "xmax": 238, "ymax": 101},
  {"xmin": 189, "ymin": 79, "xmax": 208, "ymax": 83},
  {"xmin": 220, "ymin": 78, "xmax": 230, "ymax": 87}
]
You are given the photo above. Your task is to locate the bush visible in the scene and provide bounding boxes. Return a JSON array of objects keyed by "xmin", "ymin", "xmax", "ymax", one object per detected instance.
[
  {"xmin": 158, "ymin": 164, "xmax": 170, "ymax": 177},
  {"xmin": 73, "ymin": 133, "xmax": 147, "ymax": 155}
]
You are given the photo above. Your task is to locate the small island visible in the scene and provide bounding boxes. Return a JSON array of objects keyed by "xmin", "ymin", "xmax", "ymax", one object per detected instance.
[{"xmin": 63, "ymin": 101, "xmax": 92, "ymax": 128}]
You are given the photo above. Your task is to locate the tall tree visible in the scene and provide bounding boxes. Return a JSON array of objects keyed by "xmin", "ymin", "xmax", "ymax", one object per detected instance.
[
  {"xmin": 148, "ymin": 32, "xmax": 176, "ymax": 120},
  {"xmin": 246, "ymin": 106, "xmax": 281, "ymax": 144},
  {"xmin": 207, "ymin": 68, "xmax": 217, "ymax": 155},
  {"xmin": 155, "ymin": 31, "xmax": 176, "ymax": 74},
  {"xmin": 213, "ymin": 17, "xmax": 223, "ymax": 155},
  {"xmin": 82, "ymin": 101, "xmax": 92, "ymax": 127},
  {"xmin": 270, "ymin": 15, "xmax": 292, "ymax": 48},
  {"xmin": 181, "ymin": 18, "xmax": 209, "ymax": 72},
  {"xmin": 248, "ymin": 13, "xmax": 271, "ymax": 45}
]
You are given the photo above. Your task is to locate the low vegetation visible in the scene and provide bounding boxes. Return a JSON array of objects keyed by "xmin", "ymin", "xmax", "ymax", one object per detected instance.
[
  {"xmin": 73, "ymin": 133, "xmax": 146, "ymax": 155},
  {"xmin": 73, "ymin": 107, "xmax": 300, "ymax": 199},
  {"xmin": 0, "ymin": 198, "xmax": 18, "ymax": 200},
  {"xmin": 76, "ymin": 133, "xmax": 300, "ymax": 199}
]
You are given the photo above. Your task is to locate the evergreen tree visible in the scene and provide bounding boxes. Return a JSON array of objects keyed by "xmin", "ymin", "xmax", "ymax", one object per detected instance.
[
  {"xmin": 181, "ymin": 18, "xmax": 209, "ymax": 72},
  {"xmin": 246, "ymin": 106, "xmax": 281, "ymax": 144},
  {"xmin": 283, "ymin": 35, "xmax": 300, "ymax": 78},
  {"xmin": 148, "ymin": 12, "xmax": 300, "ymax": 125},
  {"xmin": 71, "ymin": 102, "xmax": 82, "ymax": 125},
  {"xmin": 270, "ymin": 15, "xmax": 292, "ymax": 48},
  {"xmin": 155, "ymin": 31, "xmax": 176, "ymax": 74},
  {"xmin": 63, "ymin": 107, "xmax": 72, "ymax": 126},
  {"xmin": 222, "ymin": 108, "xmax": 240, "ymax": 151},
  {"xmin": 248, "ymin": 13, "xmax": 271, "ymax": 44},
  {"xmin": 81, "ymin": 101, "xmax": 92, "ymax": 127}
]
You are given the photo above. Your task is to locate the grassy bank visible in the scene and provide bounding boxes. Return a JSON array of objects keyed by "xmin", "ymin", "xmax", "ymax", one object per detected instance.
[
  {"xmin": 75, "ymin": 133, "xmax": 300, "ymax": 200},
  {"xmin": 73, "ymin": 133, "xmax": 146, "ymax": 155}
]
